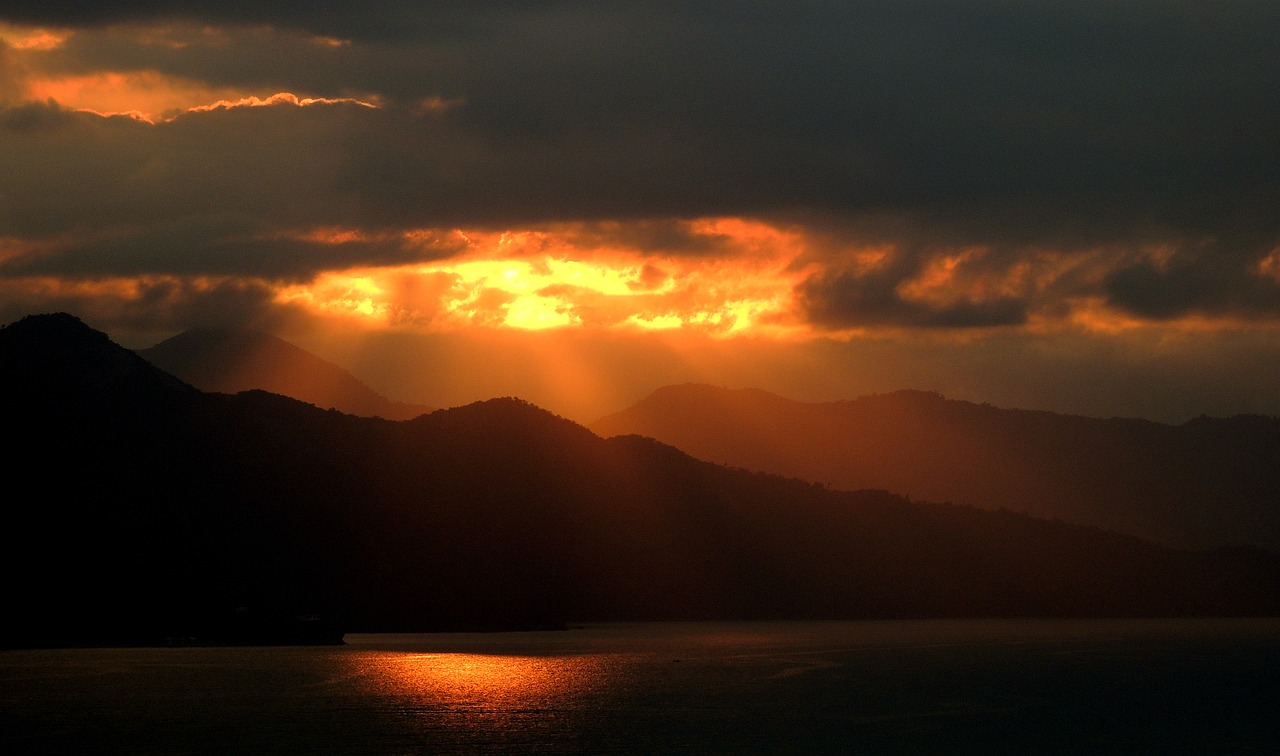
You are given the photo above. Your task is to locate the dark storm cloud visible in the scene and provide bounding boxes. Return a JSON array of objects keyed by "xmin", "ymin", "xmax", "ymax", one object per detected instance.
[
  {"xmin": 560, "ymin": 221, "xmax": 734, "ymax": 258},
  {"xmin": 0, "ymin": 100, "xmax": 367, "ymax": 237},
  {"xmin": 796, "ymin": 230, "xmax": 1280, "ymax": 329},
  {"xmin": 796, "ymin": 253, "xmax": 1029, "ymax": 330},
  {"xmin": 0, "ymin": 274, "xmax": 283, "ymax": 338},
  {"xmin": 0, "ymin": 1, "xmax": 564, "ymax": 42},
  {"xmin": 1, "ymin": 2, "xmax": 1277, "ymax": 322},
  {"xmin": 7, "ymin": 1, "xmax": 1278, "ymax": 230},
  {"xmin": 1104, "ymin": 238, "xmax": 1280, "ymax": 320},
  {"xmin": 0, "ymin": 216, "xmax": 465, "ymax": 280},
  {"xmin": 0, "ymin": 102, "xmax": 469, "ymax": 279}
]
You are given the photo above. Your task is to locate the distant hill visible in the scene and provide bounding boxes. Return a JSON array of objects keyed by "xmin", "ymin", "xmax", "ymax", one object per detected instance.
[
  {"xmin": 4, "ymin": 314, "xmax": 1279, "ymax": 647},
  {"xmin": 139, "ymin": 328, "xmax": 434, "ymax": 421},
  {"xmin": 591, "ymin": 384, "xmax": 1280, "ymax": 550}
]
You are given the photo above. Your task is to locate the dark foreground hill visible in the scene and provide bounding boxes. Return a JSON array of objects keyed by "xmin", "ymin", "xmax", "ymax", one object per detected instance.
[
  {"xmin": 3, "ymin": 314, "xmax": 1279, "ymax": 648},
  {"xmin": 592, "ymin": 384, "xmax": 1280, "ymax": 550},
  {"xmin": 139, "ymin": 327, "xmax": 434, "ymax": 420}
]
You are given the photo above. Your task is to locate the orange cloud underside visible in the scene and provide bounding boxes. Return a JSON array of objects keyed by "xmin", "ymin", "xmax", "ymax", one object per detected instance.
[
  {"xmin": 23, "ymin": 70, "xmax": 377, "ymax": 122},
  {"xmin": 23, "ymin": 71, "xmax": 248, "ymax": 120},
  {"xmin": 275, "ymin": 220, "xmax": 813, "ymax": 338},
  {"xmin": 0, "ymin": 25, "xmax": 69, "ymax": 51},
  {"xmin": 5, "ymin": 22, "xmax": 378, "ymax": 120},
  {"xmin": 268, "ymin": 221, "xmax": 1280, "ymax": 340}
]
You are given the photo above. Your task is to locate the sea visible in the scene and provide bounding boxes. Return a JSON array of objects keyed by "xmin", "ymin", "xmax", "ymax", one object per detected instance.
[{"xmin": 3, "ymin": 619, "xmax": 1279, "ymax": 755}]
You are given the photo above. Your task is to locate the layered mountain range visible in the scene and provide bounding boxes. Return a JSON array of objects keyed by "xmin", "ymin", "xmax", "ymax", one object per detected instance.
[
  {"xmin": 3, "ymin": 313, "xmax": 1278, "ymax": 647},
  {"xmin": 139, "ymin": 328, "xmax": 434, "ymax": 421},
  {"xmin": 137, "ymin": 326, "xmax": 1280, "ymax": 552},
  {"xmin": 592, "ymin": 385, "xmax": 1280, "ymax": 550}
]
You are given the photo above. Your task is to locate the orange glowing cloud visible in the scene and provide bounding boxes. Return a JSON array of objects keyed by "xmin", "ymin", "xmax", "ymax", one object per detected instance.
[
  {"xmin": 1062, "ymin": 297, "xmax": 1151, "ymax": 334},
  {"xmin": 0, "ymin": 236, "xmax": 66, "ymax": 265},
  {"xmin": 3, "ymin": 20, "xmax": 384, "ymax": 121},
  {"xmin": 185, "ymin": 91, "xmax": 378, "ymax": 115},
  {"xmin": 1060, "ymin": 295, "xmax": 1280, "ymax": 335},
  {"xmin": 0, "ymin": 24, "xmax": 69, "ymax": 51},
  {"xmin": 894, "ymin": 246, "xmax": 1043, "ymax": 310},
  {"xmin": 0, "ymin": 275, "xmax": 155, "ymax": 301},
  {"xmin": 26, "ymin": 71, "xmax": 226, "ymax": 120},
  {"xmin": 4, "ymin": 21, "xmax": 383, "ymax": 119},
  {"xmin": 23, "ymin": 68, "xmax": 379, "ymax": 122},
  {"xmin": 1258, "ymin": 248, "xmax": 1280, "ymax": 284},
  {"xmin": 273, "ymin": 220, "xmax": 810, "ymax": 338},
  {"xmin": 895, "ymin": 248, "xmax": 986, "ymax": 304}
]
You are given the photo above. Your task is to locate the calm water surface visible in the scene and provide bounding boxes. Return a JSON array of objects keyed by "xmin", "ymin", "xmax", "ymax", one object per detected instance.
[{"xmin": 3, "ymin": 619, "xmax": 1279, "ymax": 754}]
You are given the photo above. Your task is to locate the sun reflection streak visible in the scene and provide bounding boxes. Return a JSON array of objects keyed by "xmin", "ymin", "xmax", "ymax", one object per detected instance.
[{"xmin": 342, "ymin": 651, "xmax": 606, "ymax": 733}]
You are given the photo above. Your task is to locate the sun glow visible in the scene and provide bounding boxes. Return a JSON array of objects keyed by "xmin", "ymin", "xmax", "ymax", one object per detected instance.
[{"xmin": 274, "ymin": 220, "xmax": 810, "ymax": 338}]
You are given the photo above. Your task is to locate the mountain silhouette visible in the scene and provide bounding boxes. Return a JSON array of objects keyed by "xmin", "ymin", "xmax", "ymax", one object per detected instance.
[
  {"xmin": 4, "ymin": 314, "xmax": 1279, "ymax": 648},
  {"xmin": 139, "ymin": 328, "xmax": 434, "ymax": 420},
  {"xmin": 591, "ymin": 384, "xmax": 1280, "ymax": 550}
]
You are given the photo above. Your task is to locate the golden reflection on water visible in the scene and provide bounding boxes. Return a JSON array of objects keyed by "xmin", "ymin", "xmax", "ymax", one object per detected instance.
[{"xmin": 342, "ymin": 650, "xmax": 607, "ymax": 733}]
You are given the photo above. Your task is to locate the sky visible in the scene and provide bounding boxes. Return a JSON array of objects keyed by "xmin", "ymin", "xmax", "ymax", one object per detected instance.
[{"xmin": 1, "ymin": 2, "xmax": 1277, "ymax": 423}]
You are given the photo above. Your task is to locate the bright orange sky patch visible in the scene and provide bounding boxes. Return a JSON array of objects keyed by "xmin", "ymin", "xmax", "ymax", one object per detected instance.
[
  {"xmin": 23, "ymin": 71, "xmax": 247, "ymax": 121},
  {"xmin": 23, "ymin": 70, "xmax": 377, "ymax": 122},
  {"xmin": 274, "ymin": 220, "xmax": 811, "ymax": 338},
  {"xmin": 4, "ymin": 21, "xmax": 378, "ymax": 120},
  {"xmin": 0, "ymin": 24, "xmax": 68, "ymax": 51}
]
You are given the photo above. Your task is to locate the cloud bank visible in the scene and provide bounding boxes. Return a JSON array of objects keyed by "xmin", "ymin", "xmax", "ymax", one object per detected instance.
[{"xmin": 1, "ymin": 2, "xmax": 1277, "ymax": 419}]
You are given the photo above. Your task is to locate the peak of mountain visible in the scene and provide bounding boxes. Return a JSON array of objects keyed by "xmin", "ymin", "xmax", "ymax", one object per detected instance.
[
  {"xmin": 4, "ymin": 311, "xmax": 95, "ymax": 339},
  {"xmin": 0, "ymin": 313, "xmax": 198, "ymax": 408},
  {"xmin": 444, "ymin": 395, "xmax": 589, "ymax": 428},
  {"xmin": 592, "ymin": 383, "xmax": 1280, "ymax": 550},
  {"xmin": 5, "ymin": 314, "xmax": 1280, "ymax": 648},
  {"xmin": 139, "ymin": 327, "xmax": 434, "ymax": 420}
]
